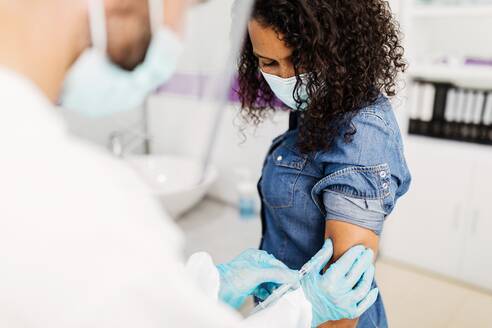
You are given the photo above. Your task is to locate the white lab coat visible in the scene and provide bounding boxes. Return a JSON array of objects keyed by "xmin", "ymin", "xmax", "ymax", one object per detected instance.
[{"xmin": 0, "ymin": 68, "xmax": 312, "ymax": 328}]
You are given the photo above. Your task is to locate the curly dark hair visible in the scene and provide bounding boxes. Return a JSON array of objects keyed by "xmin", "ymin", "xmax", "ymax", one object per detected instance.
[{"xmin": 235, "ymin": 0, "xmax": 406, "ymax": 154}]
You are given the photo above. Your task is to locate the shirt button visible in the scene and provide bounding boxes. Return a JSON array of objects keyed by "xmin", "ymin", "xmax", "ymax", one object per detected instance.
[
  {"xmin": 380, "ymin": 171, "xmax": 387, "ymax": 178},
  {"xmin": 382, "ymin": 182, "xmax": 389, "ymax": 189},
  {"xmin": 277, "ymin": 156, "xmax": 283, "ymax": 162}
]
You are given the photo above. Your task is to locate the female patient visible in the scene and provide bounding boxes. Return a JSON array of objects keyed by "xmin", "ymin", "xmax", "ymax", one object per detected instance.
[{"xmin": 235, "ymin": 0, "xmax": 412, "ymax": 327}]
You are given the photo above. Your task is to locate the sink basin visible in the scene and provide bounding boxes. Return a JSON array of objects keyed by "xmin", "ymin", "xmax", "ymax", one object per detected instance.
[{"xmin": 127, "ymin": 155, "xmax": 218, "ymax": 218}]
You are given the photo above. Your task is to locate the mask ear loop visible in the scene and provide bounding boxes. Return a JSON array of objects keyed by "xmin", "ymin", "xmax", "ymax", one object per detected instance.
[
  {"xmin": 147, "ymin": 0, "xmax": 164, "ymax": 36},
  {"xmin": 87, "ymin": 0, "xmax": 108, "ymax": 53}
]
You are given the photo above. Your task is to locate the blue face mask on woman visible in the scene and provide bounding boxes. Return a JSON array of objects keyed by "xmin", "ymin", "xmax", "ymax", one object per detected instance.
[
  {"xmin": 260, "ymin": 70, "xmax": 309, "ymax": 111},
  {"xmin": 60, "ymin": 0, "xmax": 183, "ymax": 118}
]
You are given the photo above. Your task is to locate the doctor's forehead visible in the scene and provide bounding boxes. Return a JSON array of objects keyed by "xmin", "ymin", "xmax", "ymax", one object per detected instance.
[{"xmin": 105, "ymin": 0, "xmax": 151, "ymax": 70}]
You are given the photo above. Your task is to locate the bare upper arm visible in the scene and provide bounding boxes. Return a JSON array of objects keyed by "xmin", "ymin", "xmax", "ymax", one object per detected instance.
[
  {"xmin": 325, "ymin": 219, "xmax": 379, "ymax": 262},
  {"xmin": 318, "ymin": 220, "xmax": 379, "ymax": 328}
]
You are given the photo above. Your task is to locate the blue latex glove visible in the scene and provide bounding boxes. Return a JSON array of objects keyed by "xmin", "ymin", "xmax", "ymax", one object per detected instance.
[
  {"xmin": 301, "ymin": 240, "xmax": 379, "ymax": 327},
  {"xmin": 216, "ymin": 249, "xmax": 298, "ymax": 309}
]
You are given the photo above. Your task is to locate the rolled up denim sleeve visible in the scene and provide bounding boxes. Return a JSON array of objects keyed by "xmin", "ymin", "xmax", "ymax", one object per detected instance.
[
  {"xmin": 323, "ymin": 190, "xmax": 387, "ymax": 235},
  {"xmin": 311, "ymin": 164, "xmax": 396, "ymax": 236}
]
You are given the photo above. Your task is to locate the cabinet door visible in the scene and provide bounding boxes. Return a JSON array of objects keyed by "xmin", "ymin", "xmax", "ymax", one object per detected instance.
[
  {"xmin": 381, "ymin": 137, "xmax": 474, "ymax": 279},
  {"xmin": 461, "ymin": 154, "xmax": 492, "ymax": 291}
]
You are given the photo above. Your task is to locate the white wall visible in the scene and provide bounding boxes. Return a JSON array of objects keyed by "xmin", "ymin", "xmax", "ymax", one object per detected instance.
[
  {"xmin": 147, "ymin": 94, "xmax": 289, "ymax": 205},
  {"xmin": 179, "ymin": 0, "xmax": 236, "ymax": 74},
  {"xmin": 60, "ymin": 107, "xmax": 143, "ymax": 149},
  {"xmin": 144, "ymin": 0, "xmax": 276, "ymax": 204},
  {"xmin": 412, "ymin": 17, "xmax": 492, "ymax": 63}
]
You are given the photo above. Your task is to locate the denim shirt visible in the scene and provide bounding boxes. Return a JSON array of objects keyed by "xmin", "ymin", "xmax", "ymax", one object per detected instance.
[{"xmin": 258, "ymin": 96, "xmax": 411, "ymax": 327}]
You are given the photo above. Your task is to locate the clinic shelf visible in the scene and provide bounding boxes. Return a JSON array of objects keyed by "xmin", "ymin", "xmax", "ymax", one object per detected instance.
[
  {"xmin": 409, "ymin": 65, "xmax": 492, "ymax": 89},
  {"xmin": 409, "ymin": 120, "xmax": 492, "ymax": 145},
  {"xmin": 413, "ymin": 5, "xmax": 492, "ymax": 18}
]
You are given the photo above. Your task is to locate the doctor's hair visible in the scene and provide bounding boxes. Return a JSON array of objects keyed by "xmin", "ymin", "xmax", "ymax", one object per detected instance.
[{"xmin": 235, "ymin": 0, "xmax": 406, "ymax": 154}]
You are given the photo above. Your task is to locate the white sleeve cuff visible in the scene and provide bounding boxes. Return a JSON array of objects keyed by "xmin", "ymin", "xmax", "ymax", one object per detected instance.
[
  {"xmin": 185, "ymin": 252, "xmax": 221, "ymax": 301},
  {"xmin": 244, "ymin": 288, "xmax": 312, "ymax": 328}
]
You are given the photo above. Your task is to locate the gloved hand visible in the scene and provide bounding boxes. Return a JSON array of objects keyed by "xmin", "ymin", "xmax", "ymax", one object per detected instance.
[
  {"xmin": 301, "ymin": 239, "xmax": 379, "ymax": 327},
  {"xmin": 252, "ymin": 281, "xmax": 281, "ymax": 302},
  {"xmin": 216, "ymin": 249, "xmax": 298, "ymax": 309}
]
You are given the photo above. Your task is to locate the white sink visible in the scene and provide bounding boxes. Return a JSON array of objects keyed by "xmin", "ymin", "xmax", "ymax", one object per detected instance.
[{"xmin": 127, "ymin": 155, "xmax": 218, "ymax": 219}]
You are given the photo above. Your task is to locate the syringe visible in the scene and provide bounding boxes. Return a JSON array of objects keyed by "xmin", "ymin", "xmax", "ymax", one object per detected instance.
[{"xmin": 249, "ymin": 261, "xmax": 316, "ymax": 316}]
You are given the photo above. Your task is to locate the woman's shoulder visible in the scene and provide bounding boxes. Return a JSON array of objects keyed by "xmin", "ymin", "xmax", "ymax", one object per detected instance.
[
  {"xmin": 315, "ymin": 95, "xmax": 404, "ymax": 167},
  {"xmin": 352, "ymin": 95, "xmax": 400, "ymax": 134}
]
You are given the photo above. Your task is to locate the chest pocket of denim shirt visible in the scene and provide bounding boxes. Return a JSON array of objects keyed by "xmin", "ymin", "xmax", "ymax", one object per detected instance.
[{"xmin": 261, "ymin": 145, "xmax": 307, "ymax": 209}]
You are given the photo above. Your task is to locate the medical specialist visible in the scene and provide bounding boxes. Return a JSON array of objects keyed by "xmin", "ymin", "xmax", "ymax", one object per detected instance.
[
  {"xmin": 0, "ymin": 0, "xmax": 379, "ymax": 327},
  {"xmin": 235, "ymin": 0, "xmax": 413, "ymax": 327}
]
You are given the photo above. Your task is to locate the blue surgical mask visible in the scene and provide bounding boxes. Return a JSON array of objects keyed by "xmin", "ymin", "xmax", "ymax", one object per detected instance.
[
  {"xmin": 60, "ymin": 0, "xmax": 183, "ymax": 118},
  {"xmin": 260, "ymin": 70, "xmax": 309, "ymax": 111}
]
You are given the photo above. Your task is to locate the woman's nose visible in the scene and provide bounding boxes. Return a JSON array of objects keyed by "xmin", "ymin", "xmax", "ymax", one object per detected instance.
[{"xmin": 277, "ymin": 66, "xmax": 296, "ymax": 79}]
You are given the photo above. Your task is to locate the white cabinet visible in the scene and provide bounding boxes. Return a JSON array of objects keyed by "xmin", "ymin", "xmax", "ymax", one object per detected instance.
[
  {"xmin": 381, "ymin": 136, "xmax": 492, "ymax": 291},
  {"xmin": 461, "ymin": 158, "xmax": 492, "ymax": 290},
  {"xmin": 380, "ymin": 0, "xmax": 492, "ymax": 291}
]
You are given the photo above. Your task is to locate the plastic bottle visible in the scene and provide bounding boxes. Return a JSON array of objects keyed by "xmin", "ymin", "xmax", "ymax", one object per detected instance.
[{"xmin": 235, "ymin": 168, "xmax": 257, "ymax": 220}]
